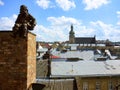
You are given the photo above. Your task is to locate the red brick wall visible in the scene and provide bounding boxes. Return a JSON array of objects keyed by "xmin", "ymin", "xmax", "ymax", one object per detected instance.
[{"xmin": 0, "ymin": 31, "xmax": 36, "ymax": 90}]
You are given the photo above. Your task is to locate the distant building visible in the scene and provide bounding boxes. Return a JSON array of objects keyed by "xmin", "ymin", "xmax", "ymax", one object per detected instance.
[{"xmin": 69, "ymin": 24, "xmax": 96, "ymax": 46}]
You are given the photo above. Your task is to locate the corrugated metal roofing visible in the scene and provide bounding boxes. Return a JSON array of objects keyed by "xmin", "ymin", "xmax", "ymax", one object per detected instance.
[
  {"xmin": 52, "ymin": 50, "xmax": 94, "ymax": 60},
  {"xmin": 51, "ymin": 60, "xmax": 120, "ymax": 77}
]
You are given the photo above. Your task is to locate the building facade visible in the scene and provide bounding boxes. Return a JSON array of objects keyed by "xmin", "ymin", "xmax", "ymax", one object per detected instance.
[{"xmin": 76, "ymin": 76, "xmax": 120, "ymax": 90}]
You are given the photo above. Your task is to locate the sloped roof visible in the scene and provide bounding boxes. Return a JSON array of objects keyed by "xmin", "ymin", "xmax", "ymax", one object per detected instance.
[
  {"xmin": 75, "ymin": 37, "xmax": 96, "ymax": 44},
  {"xmin": 52, "ymin": 50, "xmax": 94, "ymax": 60},
  {"xmin": 51, "ymin": 55, "xmax": 60, "ymax": 59},
  {"xmin": 51, "ymin": 60, "xmax": 120, "ymax": 77}
]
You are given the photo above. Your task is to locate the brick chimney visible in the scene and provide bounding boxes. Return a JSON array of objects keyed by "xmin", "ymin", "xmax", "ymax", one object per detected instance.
[{"xmin": 0, "ymin": 31, "xmax": 36, "ymax": 90}]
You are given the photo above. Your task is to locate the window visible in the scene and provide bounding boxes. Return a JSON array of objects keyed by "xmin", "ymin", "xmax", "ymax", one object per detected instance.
[
  {"xmin": 96, "ymin": 81, "xmax": 101, "ymax": 90},
  {"xmin": 108, "ymin": 81, "xmax": 113, "ymax": 90},
  {"xmin": 83, "ymin": 82, "xmax": 88, "ymax": 90}
]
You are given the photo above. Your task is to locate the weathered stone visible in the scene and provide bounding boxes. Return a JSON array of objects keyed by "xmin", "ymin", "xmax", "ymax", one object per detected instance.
[{"xmin": 12, "ymin": 5, "xmax": 36, "ymax": 38}]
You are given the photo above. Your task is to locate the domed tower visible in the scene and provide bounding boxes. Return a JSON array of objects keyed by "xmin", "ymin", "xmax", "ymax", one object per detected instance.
[{"xmin": 69, "ymin": 24, "xmax": 75, "ymax": 44}]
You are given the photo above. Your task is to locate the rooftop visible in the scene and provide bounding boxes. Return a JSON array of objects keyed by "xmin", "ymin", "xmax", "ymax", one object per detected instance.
[{"xmin": 51, "ymin": 60, "xmax": 120, "ymax": 77}]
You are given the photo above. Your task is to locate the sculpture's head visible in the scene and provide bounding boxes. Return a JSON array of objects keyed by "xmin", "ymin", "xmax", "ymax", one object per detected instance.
[{"xmin": 20, "ymin": 5, "xmax": 28, "ymax": 16}]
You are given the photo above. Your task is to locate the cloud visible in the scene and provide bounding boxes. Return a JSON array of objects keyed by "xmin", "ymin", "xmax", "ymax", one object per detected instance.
[
  {"xmin": 82, "ymin": 0, "xmax": 110, "ymax": 10},
  {"xmin": 0, "ymin": 0, "xmax": 4, "ymax": 6},
  {"xmin": 0, "ymin": 15, "xmax": 119, "ymax": 42},
  {"xmin": 36, "ymin": 0, "xmax": 76, "ymax": 11},
  {"xmin": 0, "ymin": 14, "xmax": 17, "ymax": 30},
  {"xmin": 36, "ymin": 0, "xmax": 52, "ymax": 9},
  {"xmin": 75, "ymin": 25, "xmax": 96, "ymax": 37},
  {"xmin": 33, "ymin": 24, "xmax": 68, "ymax": 41},
  {"xmin": 56, "ymin": 0, "xmax": 76, "ymax": 11},
  {"xmin": 90, "ymin": 21, "xmax": 120, "ymax": 41},
  {"xmin": 47, "ymin": 16, "xmax": 80, "ymax": 26},
  {"xmin": 32, "ymin": 16, "xmax": 81, "ymax": 41},
  {"xmin": 34, "ymin": 16, "xmax": 116, "ymax": 42}
]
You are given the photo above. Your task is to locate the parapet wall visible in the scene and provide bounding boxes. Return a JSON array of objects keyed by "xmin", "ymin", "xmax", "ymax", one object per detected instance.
[{"xmin": 0, "ymin": 31, "xmax": 36, "ymax": 90}]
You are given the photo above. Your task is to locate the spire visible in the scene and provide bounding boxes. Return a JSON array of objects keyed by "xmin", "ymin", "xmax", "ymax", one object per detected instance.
[
  {"xmin": 71, "ymin": 24, "xmax": 73, "ymax": 31},
  {"xmin": 69, "ymin": 24, "xmax": 74, "ymax": 35},
  {"xmin": 69, "ymin": 24, "xmax": 75, "ymax": 44}
]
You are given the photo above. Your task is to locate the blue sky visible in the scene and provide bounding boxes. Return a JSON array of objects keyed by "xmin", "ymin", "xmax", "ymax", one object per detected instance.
[{"xmin": 0, "ymin": 0, "xmax": 120, "ymax": 42}]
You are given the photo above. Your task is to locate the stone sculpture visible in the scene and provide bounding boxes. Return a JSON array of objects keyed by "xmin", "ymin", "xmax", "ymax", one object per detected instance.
[{"xmin": 12, "ymin": 5, "xmax": 36, "ymax": 38}]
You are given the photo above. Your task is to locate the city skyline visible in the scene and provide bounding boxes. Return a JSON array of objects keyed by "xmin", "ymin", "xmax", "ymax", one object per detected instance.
[{"xmin": 0, "ymin": 0, "xmax": 120, "ymax": 42}]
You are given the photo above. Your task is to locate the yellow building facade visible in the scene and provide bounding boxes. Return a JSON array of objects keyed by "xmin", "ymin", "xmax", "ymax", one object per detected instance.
[{"xmin": 76, "ymin": 76, "xmax": 120, "ymax": 90}]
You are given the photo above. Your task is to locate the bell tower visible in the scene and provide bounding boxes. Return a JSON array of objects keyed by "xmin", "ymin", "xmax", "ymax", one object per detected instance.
[{"xmin": 69, "ymin": 24, "xmax": 75, "ymax": 44}]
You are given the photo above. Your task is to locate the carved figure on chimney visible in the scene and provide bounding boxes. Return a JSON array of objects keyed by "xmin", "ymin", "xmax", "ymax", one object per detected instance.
[{"xmin": 12, "ymin": 5, "xmax": 36, "ymax": 38}]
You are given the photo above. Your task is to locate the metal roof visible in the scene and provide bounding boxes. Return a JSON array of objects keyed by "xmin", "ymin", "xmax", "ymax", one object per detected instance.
[
  {"xmin": 51, "ymin": 60, "xmax": 120, "ymax": 77},
  {"xmin": 52, "ymin": 50, "xmax": 94, "ymax": 60}
]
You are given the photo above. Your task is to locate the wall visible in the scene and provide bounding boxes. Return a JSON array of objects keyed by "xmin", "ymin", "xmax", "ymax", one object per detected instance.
[
  {"xmin": 36, "ymin": 60, "xmax": 48, "ymax": 78},
  {"xmin": 27, "ymin": 32, "xmax": 36, "ymax": 89},
  {"xmin": 0, "ymin": 31, "xmax": 36, "ymax": 90},
  {"xmin": 75, "ymin": 76, "xmax": 120, "ymax": 90},
  {"xmin": 36, "ymin": 79, "xmax": 75, "ymax": 90}
]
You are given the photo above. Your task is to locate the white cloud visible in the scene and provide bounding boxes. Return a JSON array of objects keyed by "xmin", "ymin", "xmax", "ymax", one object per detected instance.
[
  {"xmin": 33, "ymin": 24, "xmax": 68, "ymax": 41},
  {"xmin": 36, "ymin": 0, "xmax": 52, "ymax": 9},
  {"xmin": 0, "ymin": 0, "xmax": 4, "ymax": 6},
  {"xmin": 47, "ymin": 16, "xmax": 80, "ymax": 26},
  {"xmin": 82, "ymin": 0, "xmax": 110, "ymax": 10},
  {"xmin": 36, "ymin": 0, "xmax": 76, "ymax": 11},
  {"xmin": 32, "ymin": 16, "xmax": 81, "ymax": 41},
  {"xmin": 56, "ymin": 0, "xmax": 76, "ymax": 11},
  {"xmin": 0, "ymin": 15, "xmax": 119, "ymax": 42},
  {"xmin": 0, "ymin": 14, "xmax": 17, "ymax": 30},
  {"xmin": 90, "ymin": 21, "xmax": 120, "ymax": 41},
  {"xmin": 75, "ymin": 25, "xmax": 96, "ymax": 37}
]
